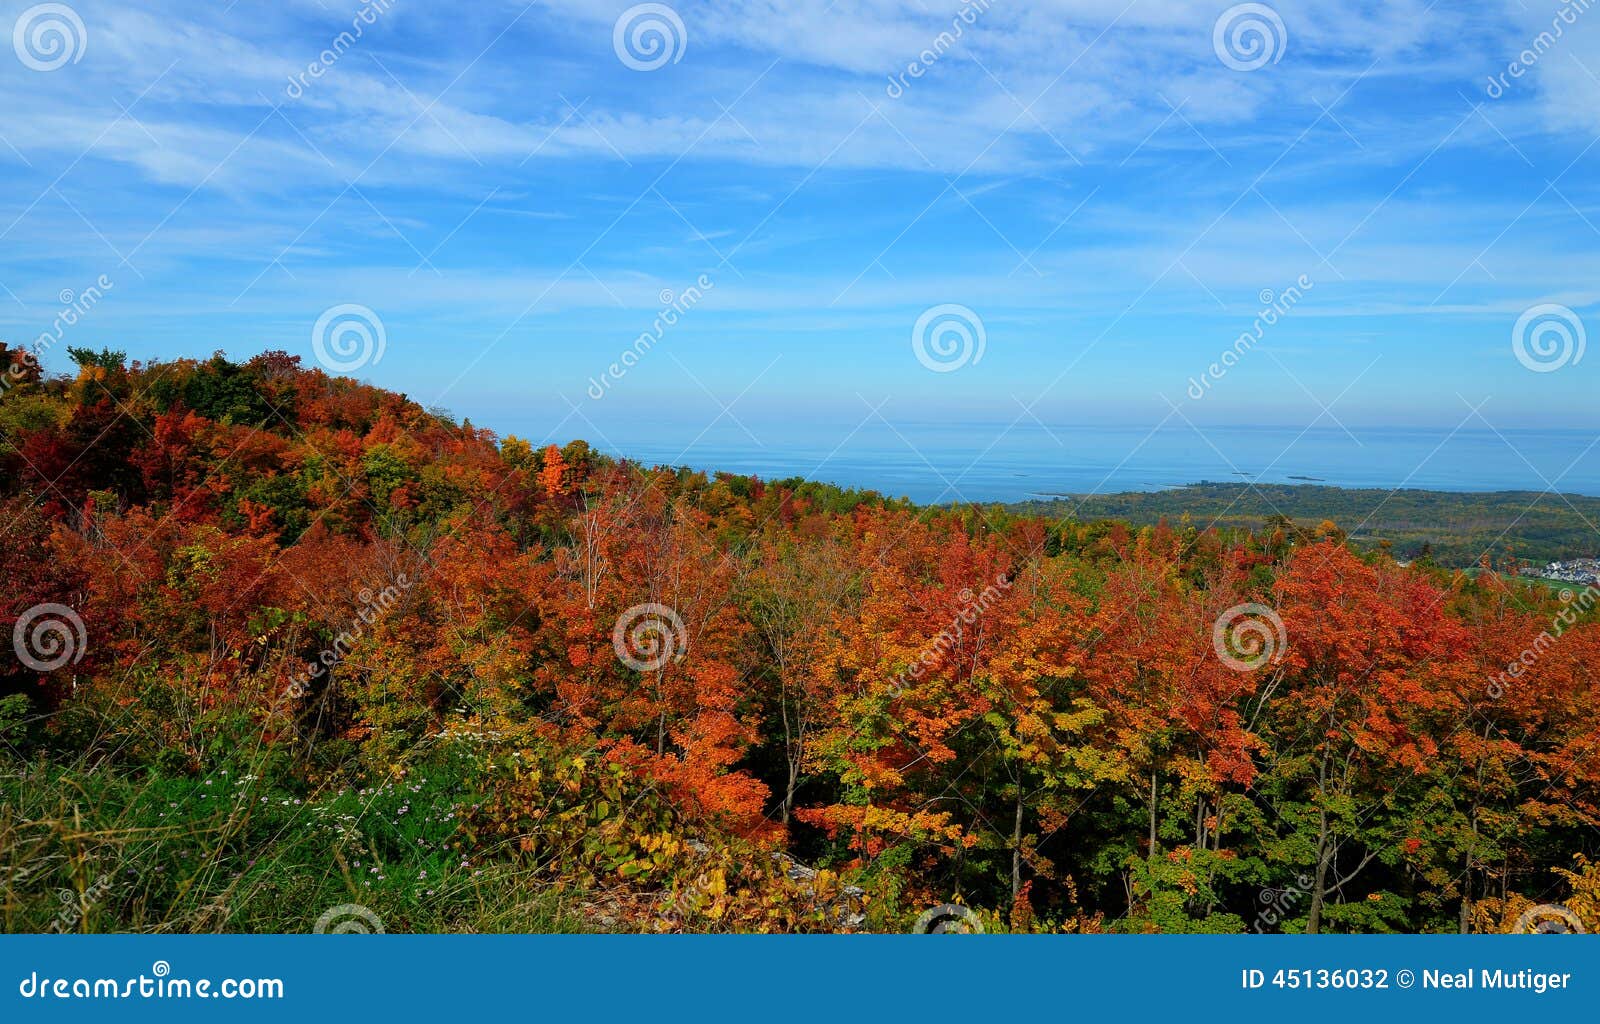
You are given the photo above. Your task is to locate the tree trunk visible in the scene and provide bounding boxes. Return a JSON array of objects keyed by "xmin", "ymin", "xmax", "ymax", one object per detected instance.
[
  {"xmin": 1011, "ymin": 785, "xmax": 1025, "ymax": 901},
  {"xmin": 782, "ymin": 757, "xmax": 799, "ymax": 826},
  {"xmin": 1148, "ymin": 770, "xmax": 1159, "ymax": 857},
  {"xmin": 1306, "ymin": 751, "xmax": 1332, "ymax": 934}
]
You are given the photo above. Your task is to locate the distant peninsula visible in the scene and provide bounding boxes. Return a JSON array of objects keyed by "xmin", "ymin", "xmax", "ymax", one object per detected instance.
[{"xmin": 1007, "ymin": 481, "xmax": 1600, "ymax": 568}]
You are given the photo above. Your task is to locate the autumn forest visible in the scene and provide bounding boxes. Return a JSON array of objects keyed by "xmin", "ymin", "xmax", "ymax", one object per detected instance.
[{"xmin": 3, "ymin": 347, "xmax": 1598, "ymax": 935}]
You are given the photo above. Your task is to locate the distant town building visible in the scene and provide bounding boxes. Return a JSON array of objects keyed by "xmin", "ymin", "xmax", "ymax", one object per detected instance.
[{"xmin": 1519, "ymin": 558, "xmax": 1600, "ymax": 586}]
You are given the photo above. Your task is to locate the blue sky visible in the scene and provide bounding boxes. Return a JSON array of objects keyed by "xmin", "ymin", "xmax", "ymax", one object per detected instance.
[{"xmin": 1, "ymin": 0, "xmax": 1597, "ymax": 460}]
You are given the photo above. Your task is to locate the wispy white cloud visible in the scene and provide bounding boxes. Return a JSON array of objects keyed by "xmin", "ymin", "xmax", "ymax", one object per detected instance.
[{"xmin": 0, "ymin": 0, "xmax": 1595, "ymax": 430}]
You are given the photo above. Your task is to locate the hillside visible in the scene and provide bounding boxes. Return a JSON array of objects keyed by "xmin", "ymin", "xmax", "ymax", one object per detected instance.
[{"xmin": 3, "ymin": 348, "xmax": 1598, "ymax": 935}]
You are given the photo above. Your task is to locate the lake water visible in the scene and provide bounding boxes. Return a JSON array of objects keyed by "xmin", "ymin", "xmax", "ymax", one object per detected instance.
[{"xmin": 567, "ymin": 421, "xmax": 1600, "ymax": 505}]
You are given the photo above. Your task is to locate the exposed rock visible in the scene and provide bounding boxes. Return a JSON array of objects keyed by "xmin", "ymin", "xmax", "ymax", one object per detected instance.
[{"xmin": 772, "ymin": 852, "xmax": 866, "ymax": 929}]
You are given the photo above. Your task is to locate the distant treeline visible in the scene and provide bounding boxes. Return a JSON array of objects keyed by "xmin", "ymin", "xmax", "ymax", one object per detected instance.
[{"xmin": 1009, "ymin": 482, "xmax": 1600, "ymax": 569}]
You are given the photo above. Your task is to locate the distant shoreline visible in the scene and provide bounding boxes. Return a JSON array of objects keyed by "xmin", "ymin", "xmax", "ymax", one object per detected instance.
[
  {"xmin": 1023, "ymin": 480, "xmax": 1600, "ymax": 501},
  {"xmin": 1003, "ymin": 481, "xmax": 1600, "ymax": 569},
  {"xmin": 588, "ymin": 427, "xmax": 1600, "ymax": 507}
]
